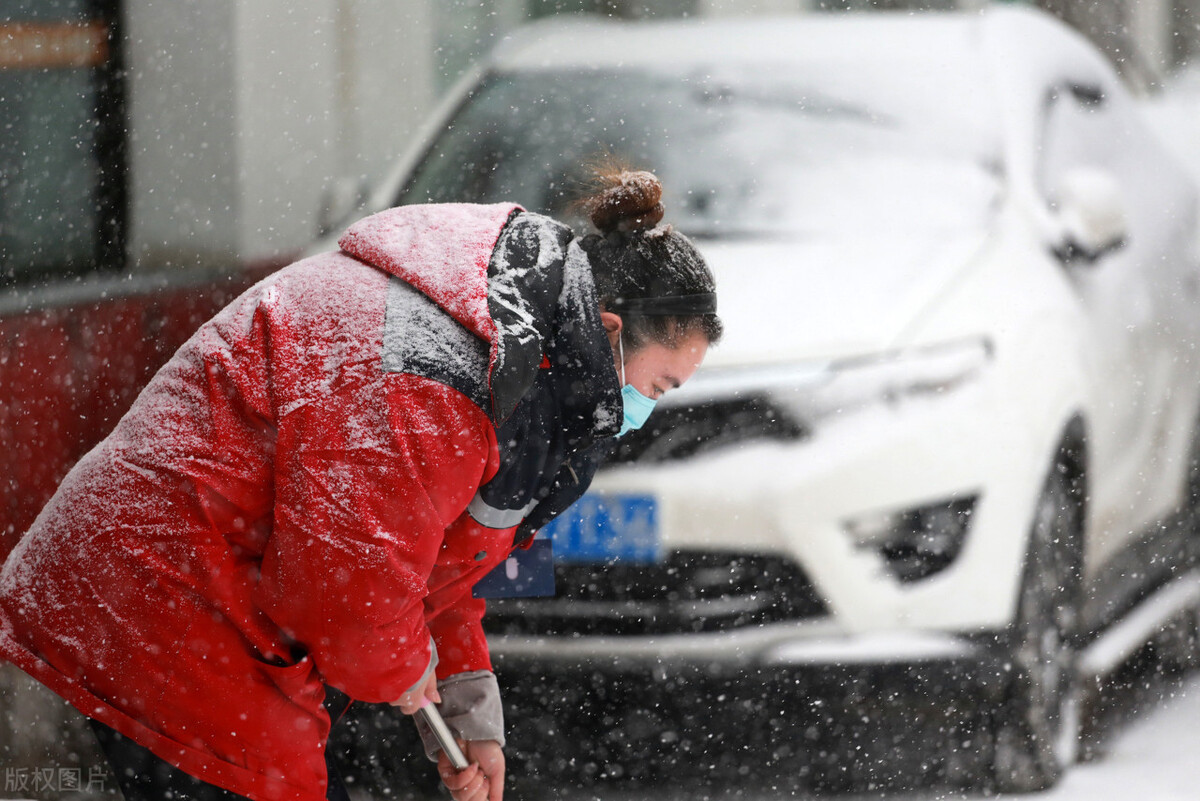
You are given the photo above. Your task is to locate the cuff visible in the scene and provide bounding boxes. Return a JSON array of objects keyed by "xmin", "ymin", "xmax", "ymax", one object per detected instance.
[
  {"xmin": 414, "ymin": 670, "xmax": 504, "ymax": 761},
  {"xmin": 396, "ymin": 636, "xmax": 438, "ymax": 701}
]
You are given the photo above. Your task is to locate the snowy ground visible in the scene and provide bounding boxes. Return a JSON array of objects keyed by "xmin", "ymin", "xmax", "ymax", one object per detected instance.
[
  {"xmin": 482, "ymin": 662, "xmax": 1200, "ymax": 801},
  {"xmin": 1031, "ymin": 673, "xmax": 1200, "ymax": 801},
  {"xmin": 861, "ymin": 669, "xmax": 1200, "ymax": 801},
  {"xmin": 5, "ymin": 654, "xmax": 1198, "ymax": 800}
]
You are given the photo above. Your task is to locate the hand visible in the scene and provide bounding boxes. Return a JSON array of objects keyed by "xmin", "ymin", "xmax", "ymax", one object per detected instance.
[
  {"xmin": 391, "ymin": 669, "xmax": 440, "ymax": 715},
  {"xmin": 438, "ymin": 739, "xmax": 504, "ymax": 801}
]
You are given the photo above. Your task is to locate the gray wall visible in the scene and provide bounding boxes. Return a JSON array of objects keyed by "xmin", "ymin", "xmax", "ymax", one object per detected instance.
[{"xmin": 122, "ymin": 0, "xmax": 435, "ymax": 269}]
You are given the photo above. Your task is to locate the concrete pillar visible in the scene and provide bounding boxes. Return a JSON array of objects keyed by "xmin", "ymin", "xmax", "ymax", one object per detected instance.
[
  {"xmin": 123, "ymin": 0, "xmax": 243, "ymax": 268},
  {"xmin": 233, "ymin": 0, "xmax": 341, "ymax": 261},
  {"xmin": 1127, "ymin": 0, "xmax": 1170, "ymax": 83},
  {"xmin": 332, "ymin": 0, "xmax": 435, "ymax": 184},
  {"xmin": 122, "ymin": 0, "xmax": 438, "ymax": 268},
  {"xmin": 696, "ymin": 0, "xmax": 803, "ymax": 14}
]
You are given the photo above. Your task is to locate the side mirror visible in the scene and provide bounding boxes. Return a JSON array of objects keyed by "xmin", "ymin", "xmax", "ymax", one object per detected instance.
[
  {"xmin": 1051, "ymin": 167, "xmax": 1128, "ymax": 264},
  {"xmin": 317, "ymin": 177, "xmax": 369, "ymax": 238}
]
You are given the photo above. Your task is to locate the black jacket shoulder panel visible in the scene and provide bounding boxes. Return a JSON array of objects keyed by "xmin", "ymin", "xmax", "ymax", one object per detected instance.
[{"xmin": 380, "ymin": 275, "xmax": 490, "ymax": 411}]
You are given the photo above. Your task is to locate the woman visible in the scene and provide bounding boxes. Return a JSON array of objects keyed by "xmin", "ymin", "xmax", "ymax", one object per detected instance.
[{"xmin": 0, "ymin": 168, "xmax": 721, "ymax": 801}]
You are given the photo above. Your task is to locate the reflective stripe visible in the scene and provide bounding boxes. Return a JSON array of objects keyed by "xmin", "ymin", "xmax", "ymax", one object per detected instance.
[{"xmin": 467, "ymin": 491, "xmax": 537, "ymax": 530}]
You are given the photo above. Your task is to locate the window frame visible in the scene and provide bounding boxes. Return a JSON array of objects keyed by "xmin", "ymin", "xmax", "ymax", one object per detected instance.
[{"xmin": 0, "ymin": 0, "xmax": 127, "ymax": 285}]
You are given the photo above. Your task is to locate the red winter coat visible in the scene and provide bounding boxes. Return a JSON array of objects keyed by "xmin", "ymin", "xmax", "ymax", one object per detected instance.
[{"xmin": 0, "ymin": 203, "xmax": 620, "ymax": 801}]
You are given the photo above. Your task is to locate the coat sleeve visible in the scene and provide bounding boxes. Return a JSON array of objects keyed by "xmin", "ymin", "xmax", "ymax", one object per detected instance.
[
  {"xmin": 254, "ymin": 373, "xmax": 498, "ymax": 704},
  {"xmin": 426, "ymin": 581, "xmax": 492, "ymax": 678},
  {"xmin": 422, "ymin": 512, "xmax": 517, "ymax": 678}
]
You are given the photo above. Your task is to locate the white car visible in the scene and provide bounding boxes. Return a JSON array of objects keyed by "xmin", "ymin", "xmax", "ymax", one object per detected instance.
[{"xmin": 340, "ymin": 7, "xmax": 1200, "ymax": 792}]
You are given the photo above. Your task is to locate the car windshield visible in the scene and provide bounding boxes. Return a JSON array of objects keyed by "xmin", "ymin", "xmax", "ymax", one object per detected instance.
[{"xmin": 396, "ymin": 65, "xmax": 1004, "ymax": 238}]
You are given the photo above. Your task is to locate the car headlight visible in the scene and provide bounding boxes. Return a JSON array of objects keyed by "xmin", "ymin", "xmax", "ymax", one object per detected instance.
[{"xmin": 770, "ymin": 337, "xmax": 994, "ymax": 424}]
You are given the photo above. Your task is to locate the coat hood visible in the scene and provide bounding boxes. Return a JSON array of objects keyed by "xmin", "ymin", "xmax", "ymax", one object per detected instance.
[
  {"xmin": 338, "ymin": 203, "xmax": 621, "ymax": 431},
  {"xmin": 339, "ymin": 203, "xmax": 533, "ymax": 422},
  {"xmin": 338, "ymin": 201, "xmax": 519, "ymax": 345}
]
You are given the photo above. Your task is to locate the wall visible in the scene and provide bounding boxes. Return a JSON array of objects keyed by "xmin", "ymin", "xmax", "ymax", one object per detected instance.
[
  {"xmin": 698, "ymin": 0, "xmax": 804, "ymax": 13},
  {"xmin": 233, "ymin": 0, "xmax": 339, "ymax": 262},
  {"xmin": 121, "ymin": 0, "xmax": 437, "ymax": 270},
  {"xmin": 335, "ymin": 0, "xmax": 436, "ymax": 181},
  {"xmin": 122, "ymin": 0, "xmax": 241, "ymax": 268}
]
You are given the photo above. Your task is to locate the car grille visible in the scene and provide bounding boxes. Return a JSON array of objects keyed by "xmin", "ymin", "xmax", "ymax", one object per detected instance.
[
  {"xmin": 606, "ymin": 395, "xmax": 807, "ymax": 466},
  {"xmin": 482, "ymin": 550, "xmax": 828, "ymax": 637}
]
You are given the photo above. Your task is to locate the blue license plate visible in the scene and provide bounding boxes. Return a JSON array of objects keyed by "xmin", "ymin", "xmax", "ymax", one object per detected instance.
[{"xmin": 541, "ymin": 493, "xmax": 660, "ymax": 563}]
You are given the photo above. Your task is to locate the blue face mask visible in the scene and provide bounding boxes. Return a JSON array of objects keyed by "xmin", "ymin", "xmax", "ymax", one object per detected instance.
[
  {"xmin": 620, "ymin": 383, "xmax": 658, "ymax": 437},
  {"xmin": 617, "ymin": 333, "xmax": 658, "ymax": 437}
]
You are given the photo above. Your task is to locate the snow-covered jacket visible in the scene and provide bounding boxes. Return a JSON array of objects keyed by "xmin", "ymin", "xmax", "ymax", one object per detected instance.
[{"xmin": 0, "ymin": 204, "xmax": 622, "ymax": 801}]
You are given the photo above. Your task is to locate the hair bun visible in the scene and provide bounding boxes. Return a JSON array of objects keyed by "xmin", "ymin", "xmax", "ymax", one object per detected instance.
[{"xmin": 586, "ymin": 169, "xmax": 665, "ymax": 234}]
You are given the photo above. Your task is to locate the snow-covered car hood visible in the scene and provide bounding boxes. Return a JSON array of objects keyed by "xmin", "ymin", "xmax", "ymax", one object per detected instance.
[{"xmin": 697, "ymin": 229, "xmax": 991, "ymax": 369}]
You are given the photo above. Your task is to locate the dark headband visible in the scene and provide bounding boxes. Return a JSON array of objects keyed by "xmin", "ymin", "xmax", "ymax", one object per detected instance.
[{"xmin": 607, "ymin": 292, "xmax": 717, "ymax": 316}]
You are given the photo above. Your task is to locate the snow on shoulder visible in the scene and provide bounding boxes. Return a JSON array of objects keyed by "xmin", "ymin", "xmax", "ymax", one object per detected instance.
[{"xmin": 338, "ymin": 203, "xmax": 521, "ymax": 346}]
